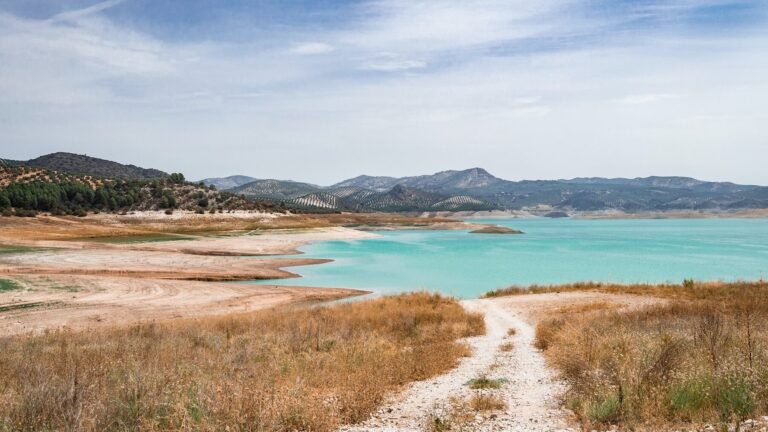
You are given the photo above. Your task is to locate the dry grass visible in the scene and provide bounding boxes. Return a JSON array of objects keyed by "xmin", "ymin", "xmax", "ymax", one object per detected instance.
[
  {"xmin": 483, "ymin": 280, "xmax": 768, "ymax": 302},
  {"xmin": 0, "ymin": 292, "xmax": 484, "ymax": 431},
  {"xmin": 499, "ymin": 342, "xmax": 514, "ymax": 352},
  {"xmin": 425, "ymin": 393, "xmax": 506, "ymax": 432},
  {"xmin": 469, "ymin": 393, "xmax": 506, "ymax": 412},
  {"xmin": 530, "ymin": 282, "xmax": 768, "ymax": 430}
]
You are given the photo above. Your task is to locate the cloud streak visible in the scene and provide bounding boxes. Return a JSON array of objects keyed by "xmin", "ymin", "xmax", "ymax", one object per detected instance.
[{"xmin": 0, "ymin": 1, "xmax": 767, "ymax": 184}]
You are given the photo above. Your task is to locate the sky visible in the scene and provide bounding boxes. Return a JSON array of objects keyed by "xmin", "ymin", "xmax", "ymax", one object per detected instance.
[{"xmin": 1, "ymin": 0, "xmax": 767, "ymax": 185}]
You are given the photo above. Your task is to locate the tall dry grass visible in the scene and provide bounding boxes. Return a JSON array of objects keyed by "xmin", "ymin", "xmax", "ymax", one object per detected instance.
[
  {"xmin": 484, "ymin": 280, "xmax": 768, "ymax": 302},
  {"xmin": 530, "ymin": 282, "xmax": 768, "ymax": 430},
  {"xmin": 0, "ymin": 292, "xmax": 484, "ymax": 431}
]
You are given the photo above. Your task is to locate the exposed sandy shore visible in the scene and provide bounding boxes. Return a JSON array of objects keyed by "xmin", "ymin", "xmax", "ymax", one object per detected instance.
[
  {"xmin": 0, "ymin": 212, "xmax": 479, "ymax": 335},
  {"xmin": 0, "ymin": 275, "xmax": 364, "ymax": 336},
  {"xmin": 0, "ymin": 227, "xmax": 378, "ymax": 335},
  {"xmin": 437, "ymin": 208, "xmax": 768, "ymax": 220},
  {"xmin": 0, "ymin": 227, "xmax": 377, "ymax": 281}
]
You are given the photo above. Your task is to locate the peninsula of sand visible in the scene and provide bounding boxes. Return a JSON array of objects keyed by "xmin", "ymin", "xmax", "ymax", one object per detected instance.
[{"xmin": 0, "ymin": 211, "xmax": 478, "ymax": 335}]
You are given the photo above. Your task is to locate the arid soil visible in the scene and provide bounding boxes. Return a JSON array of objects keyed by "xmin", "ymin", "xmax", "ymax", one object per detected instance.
[{"xmin": 0, "ymin": 275, "xmax": 364, "ymax": 335}]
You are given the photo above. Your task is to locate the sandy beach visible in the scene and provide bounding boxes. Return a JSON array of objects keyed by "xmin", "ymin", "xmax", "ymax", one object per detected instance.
[
  {"xmin": 0, "ymin": 212, "xmax": 476, "ymax": 335},
  {"xmin": 0, "ymin": 226, "xmax": 376, "ymax": 334}
]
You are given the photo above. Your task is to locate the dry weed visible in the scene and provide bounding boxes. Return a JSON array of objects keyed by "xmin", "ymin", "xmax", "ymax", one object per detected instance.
[{"xmin": 0, "ymin": 292, "xmax": 484, "ymax": 431}]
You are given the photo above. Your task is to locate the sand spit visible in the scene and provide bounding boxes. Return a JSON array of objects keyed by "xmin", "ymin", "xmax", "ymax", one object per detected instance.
[
  {"xmin": 0, "ymin": 275, "xmax": 366, "ymax": 336},
  {"xmin": 469, "ymin": 226, "xmax": 524, "ymax": 234},
  {"xmin": 0, "ymin": 212, "xmax": 480, "ymax": 335},
  {"xmin": 0, "ymin": 217, "xmax": 385, "ymax": 335}
]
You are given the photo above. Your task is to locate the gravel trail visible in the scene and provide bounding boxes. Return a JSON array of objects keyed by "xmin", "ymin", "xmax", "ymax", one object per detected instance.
[{"xmin": 340, "ymin": 298, "xmax": 576, "ymax": 432}]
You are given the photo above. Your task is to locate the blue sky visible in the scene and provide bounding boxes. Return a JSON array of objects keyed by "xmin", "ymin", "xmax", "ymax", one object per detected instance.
[{"xmin": 1, "ymin": 0, "xmax": 767, "ymax": 184}]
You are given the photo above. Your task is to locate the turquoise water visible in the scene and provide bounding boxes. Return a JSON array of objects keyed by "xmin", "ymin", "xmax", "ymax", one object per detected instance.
[{"xmin": 253, "ymin": 218, "xmax": 768, "ymax": 298}]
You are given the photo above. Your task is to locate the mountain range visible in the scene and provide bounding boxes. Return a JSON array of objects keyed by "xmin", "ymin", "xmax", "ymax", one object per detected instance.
[
  {"xmin": 203, "ymin": 168, "xmax": 768, "ymax": 213},
  {"xmin": 5, "ymin": 153, "xmax": 768, "ymax": 213}
]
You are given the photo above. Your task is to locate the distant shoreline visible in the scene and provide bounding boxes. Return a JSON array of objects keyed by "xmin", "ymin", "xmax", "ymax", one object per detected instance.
[{"xmin": 428, "ymin": 208, "xmax": 768, "ymax": 220}]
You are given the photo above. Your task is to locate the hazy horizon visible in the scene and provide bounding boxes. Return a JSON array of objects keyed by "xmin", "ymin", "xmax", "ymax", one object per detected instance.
[{"xmin": 2, "ymin": 1, "xmax": 767, "ymax": 184}]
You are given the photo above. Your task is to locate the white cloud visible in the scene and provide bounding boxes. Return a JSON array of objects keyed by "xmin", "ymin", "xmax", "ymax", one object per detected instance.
[
  {"xmin": 618, "ymin": 93, "xmax": 682, "ymax": 104},
  {"xmin": 291, "ymin": 42, "xmax": 334, "ymax": 55},
  {"xmin": 1, "ymin": 1, "xmax": 767, "ymax": 184},
  {"xmin": 361, "ymin": 57, "xmax": 426, "ymax": 71},
  {"xmin": 49, "ymin": 0, "xmax": 127, "ymax": 23}
]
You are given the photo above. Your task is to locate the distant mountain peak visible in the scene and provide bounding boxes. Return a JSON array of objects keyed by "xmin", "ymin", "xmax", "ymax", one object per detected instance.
[
  {"xmin": 438, "ymin": 167, "xmax": 501, "ymax": 189},
  {"xmin": 199, "ymin": 175, "xmax": 258, "ymax": 190}
]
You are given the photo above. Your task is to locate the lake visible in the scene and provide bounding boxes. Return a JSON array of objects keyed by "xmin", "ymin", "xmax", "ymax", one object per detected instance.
[{"xmin": 252, "ymin": 218, "xmax": 768, "ymax": 298}]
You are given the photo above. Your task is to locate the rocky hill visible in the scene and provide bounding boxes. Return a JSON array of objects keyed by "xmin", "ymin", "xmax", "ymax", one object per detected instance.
[
  {"xmin": 229, "ymin": 178, "xmax": 496, "ymax": 212},
  {"xmin": 0, "ymin": 165, "xmax": 281, "ymax": 217},
  {"xmin": 229, "ymin": 179, "xmax": 322, "ymax": 201},
  {"xmin": 4, "ymin": 152, "xmax": 167, "ymax": 180},
  {"xmin": 331, "ymin": 168, "xmax": 501, "ymax": 193},
  {"xmin": 198, "ymin": 175, "xmax": 257, "ymax": 190}
]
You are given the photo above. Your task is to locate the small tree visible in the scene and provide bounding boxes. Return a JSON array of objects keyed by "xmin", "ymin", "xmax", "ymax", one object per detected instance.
[{"xmin": 169, "ymin": 173, "xmax": 185, "ymax": 184}]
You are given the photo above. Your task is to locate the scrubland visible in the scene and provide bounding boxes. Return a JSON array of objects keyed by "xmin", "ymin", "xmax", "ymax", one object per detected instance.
[
  {"xmin": 491, "ymin": 281, "xmax": 768, "ymax": 430},
  {"xmin": 0, "ymin": 292, "xmax": 484, "ymax": 431}
]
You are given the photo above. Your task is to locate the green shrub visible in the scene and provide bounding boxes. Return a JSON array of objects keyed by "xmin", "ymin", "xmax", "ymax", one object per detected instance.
[
  {"xmin": 589, "ymin": 393, "xmax": 622, "ymax": 424},
  {"xmin": 669, "ymin": 376, "xmax": 711, "ymax": 418},
  {"xmin": 0, "ymin": 279, "xmax": 21, "ymax": 292},
  {"xmin": 466, "ymin": 376, "xmax": 507, "ymax": 389},
  {"xmin": 716, "ymin": 376, "xmax": 755, "ymax": 421}
]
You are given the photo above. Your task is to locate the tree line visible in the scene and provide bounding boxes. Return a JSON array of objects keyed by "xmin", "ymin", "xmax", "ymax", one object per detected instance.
[{"xmin": 0, "ymin": 174, "xmax": 187, "ymax": 217}]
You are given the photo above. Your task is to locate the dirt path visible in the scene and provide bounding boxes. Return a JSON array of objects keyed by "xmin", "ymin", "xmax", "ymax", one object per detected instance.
[
  {"xmin": 341, "ymin": 298, "xmax": 576, "ymax": 432},
  {"xmin": 340, "ymin": 292, "xmax": 664, "ymax": 431}
]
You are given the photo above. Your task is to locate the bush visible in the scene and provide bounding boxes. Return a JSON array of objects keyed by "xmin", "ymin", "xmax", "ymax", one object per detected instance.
[
  {"xmin": 716, "ymin": 376, "xmax": 755, "ymax": 422},
  {"xmin": 466, "ymin": 376, "xmax": 506, "ymax": 390},
  {"xmin": 589, "ymin": 393, "xmax": 621, "ymax": 423},
  {"xmin": 13, "ymin": 208, "xmax": 37, "ymax": 217},
  {"xmin": 669, "ymin": 376, "xmax": 711, "ymax": 418},
  {"xmin": 169, "ymin": 173, "xmax": 185, "ymax": 184}
]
